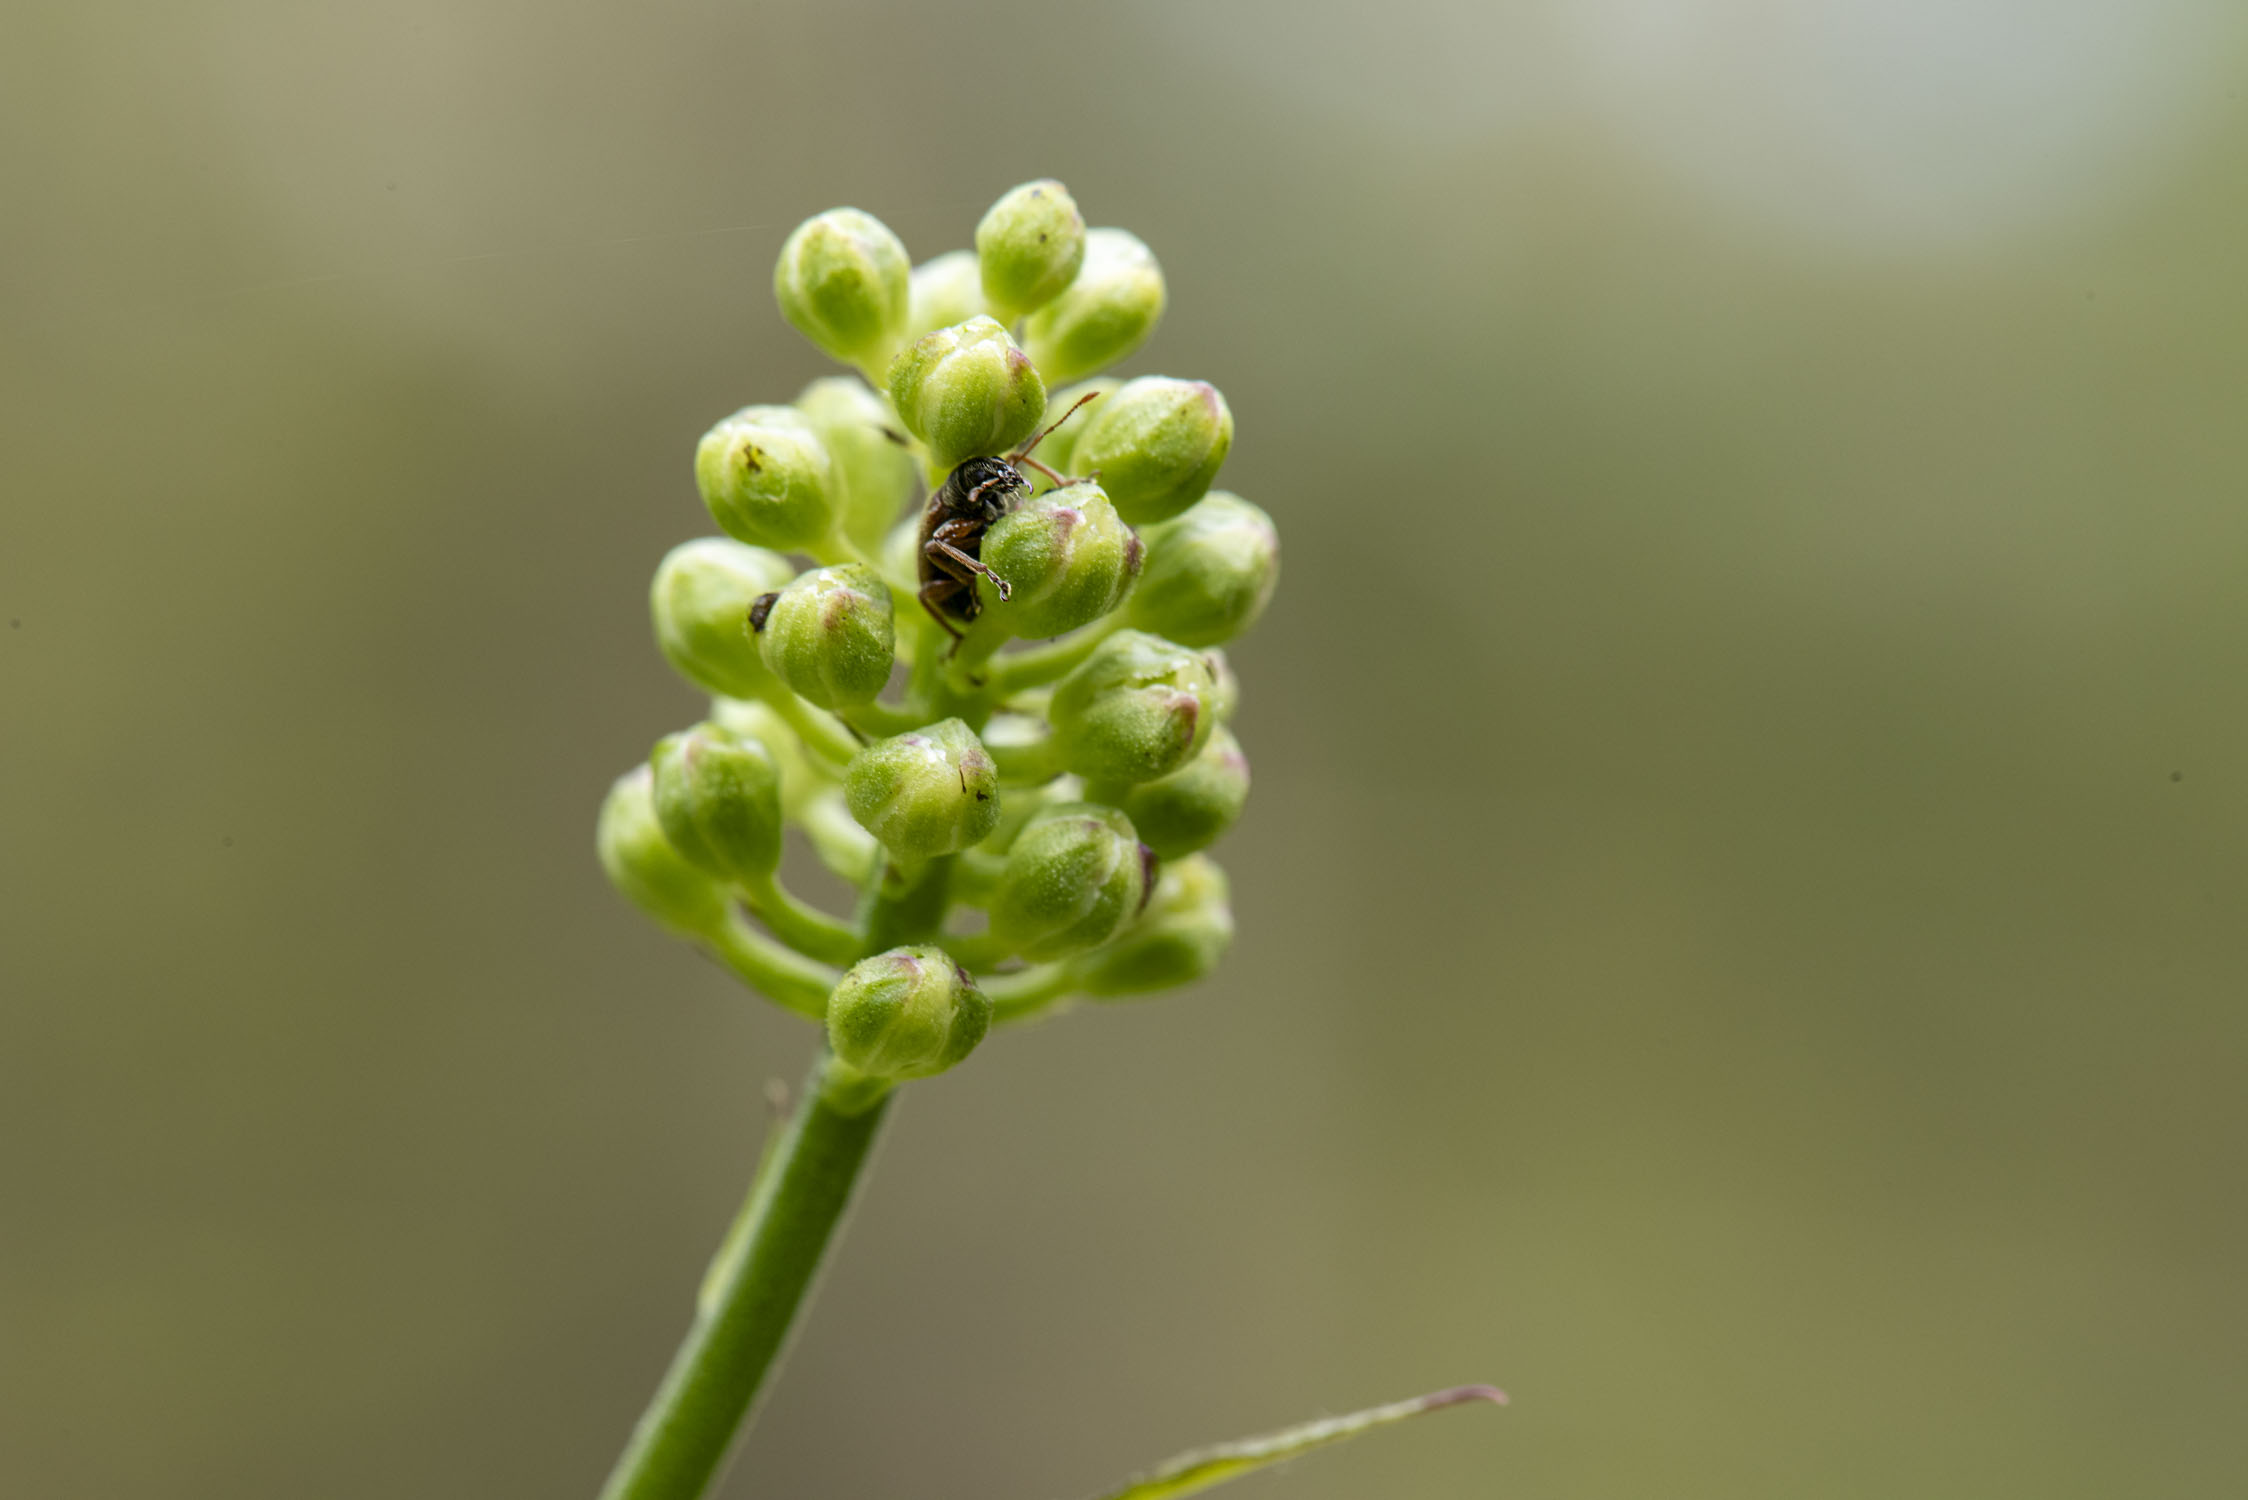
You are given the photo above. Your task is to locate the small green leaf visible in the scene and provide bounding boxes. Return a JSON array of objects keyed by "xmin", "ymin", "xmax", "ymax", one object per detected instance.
[{"xmin": 1078, "ymin": 1384, "xmax": 1506, "ymax": 1500}]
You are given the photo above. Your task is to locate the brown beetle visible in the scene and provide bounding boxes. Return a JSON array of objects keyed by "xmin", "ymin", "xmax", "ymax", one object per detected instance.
[{"xmin": 915, "ymin": 392, "xmax": 1102, "ymax": 641}]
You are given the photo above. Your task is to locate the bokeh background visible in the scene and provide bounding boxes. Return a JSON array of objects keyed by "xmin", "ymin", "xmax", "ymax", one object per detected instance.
[{"xmin": 5, "ymin": 2, "xmax": 2247, "ymax": 1496}]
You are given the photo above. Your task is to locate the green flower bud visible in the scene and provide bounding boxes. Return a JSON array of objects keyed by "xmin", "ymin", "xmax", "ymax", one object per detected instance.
[
  {"xmin": 975, "ymin": 179, "xmax": 1086, "ymax": 323},
  {"xmin": 1116, "ymin": 725, "xmax": 1249, "ymax": 859},
  {"xmin": 1124, "ymin": 492, "xmax": 1278, "ymax": 646},
  {"xmin": 1033, "ymin": 377, "xmax": 1119, "ymax": 481},
  {"xmin": 650, "ymin": 723, "xmax": 784, "ymax": 884},
  {"xmin": 879, "ymin": 512, "xmax": 924, "ymax": 595},
  {"xmin": 597, "ymin": 765, "xmax": 727, "ymax": 935},
  {"xmin": 1205, "ymin": 647, "xmax": 1240, "ymax": 724},
  {"xmin": 843, "ymin": 717, "xmax": 1002, "ymax": 860},
  {"xmin": 796, "ymin": 376, "xmax": 918, "ymax": 554},
  {"xmin": 989, "ymin": 802, "xmax": 1154, "ymax": 961},
  {"xmin": 694, "ymin": 405, "xmax": 837, "ymax": 551},
  {"xmin": 980, "ymin": 481, "xmax": 1142, "ymax": 639},
  {"xmin": 711, "ymin": 696, "xmax": 831, "ymax": 816},
  {"xmin": 826, "ymin": 946, "xmax": 991, "ymax": 1082},
  {"xmin": 1048, "ymin": 629, "xmax": 1217, "ymax": 784},
  {"xmin": 650, "ymin": 537, "xmax": 796, "ymax": 699},
  {"xmin": 1071, "ymin": 376, "xmax": 1233, "ymax": 525},
  {"xmin": 905, "ymin": 249, "xmax": 985, "ymax": 342},
  {"xmin": 1020, "ymin": 228, "xmax": 1165, "ymax": 384},
  {"xmin": 1074, "ymin": 855, "xmax": 1233, "ymax": 998},
  {"xmin": 773, "ymin": 207, "xmax": 910, "ymax": 373},
  {"xmin": 887, "ymin": 316, "xmax": 1046, "ymax": 471},
  {"xmin": 752, "ymin": 563, "xmax": 896, "ymax": 709}
]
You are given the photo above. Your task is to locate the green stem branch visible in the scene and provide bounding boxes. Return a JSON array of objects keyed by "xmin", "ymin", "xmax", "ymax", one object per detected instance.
[
  {"xmin": 987, "ymin": 613, "xmax": 1122, "ymax": 694},
  {"xmin": 743, "ymin": 874, "xmax": 863, "ymax": 965},
  {"xmin": 703, "ymin": 913, "xmax": 838, "ymax": 1020},
  {"xmin": 757, "ymin": 685, "xmax": 863, "ymax": 769}
]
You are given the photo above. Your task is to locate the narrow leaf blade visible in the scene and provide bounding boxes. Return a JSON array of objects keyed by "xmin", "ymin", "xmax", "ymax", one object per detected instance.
[{"xmin": 1081, "ymin": 1384, "xmax": 1507, "ymax": 1500}]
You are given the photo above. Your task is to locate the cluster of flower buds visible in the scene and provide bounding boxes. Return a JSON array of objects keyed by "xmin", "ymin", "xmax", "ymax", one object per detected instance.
[{"xmin": 600, "ymin": 182, "xmax": 1275, "ymax": 1100}]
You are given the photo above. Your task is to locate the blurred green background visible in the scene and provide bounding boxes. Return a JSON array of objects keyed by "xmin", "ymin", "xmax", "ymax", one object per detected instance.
[{"xmin": 5, "ymin": 2, "xmax": 2246, "ymax": 1496}]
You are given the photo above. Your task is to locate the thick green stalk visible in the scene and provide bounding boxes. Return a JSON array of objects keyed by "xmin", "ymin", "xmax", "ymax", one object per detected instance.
[{"xmin": 598, "ymin": 1055, "xmax": 892, "ymax": 1500}]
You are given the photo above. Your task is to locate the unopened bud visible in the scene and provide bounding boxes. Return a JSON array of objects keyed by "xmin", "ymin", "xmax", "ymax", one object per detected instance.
[
  {"xmin": 711, "ymin": 696, "xmax": 831, "ymax": 816},
  {"xmin": 796, "ymin": 375, "xmax": 918, "ymax": 553},
  {"xmin": 1020, "ymin": 228, "xmax": 1165, "ymax": 384},
  {"xmin": 650, "ymin": 538, "xmax": 796, "ymax": 699},
  {"xmin": 887, "ymin": 316, "xmax": 1047, "ymax": 471},
  {"xmin": 694, "ymin": 405, "xmax": 837, "ymax": 551},
  {"xmin": 650, "ymin": 723, "xmax": 784, "ymax": 884},
  {"xmin": 1048, "ymin": 629, "xmax": 1217, "ymax": 784},
  {"xmin": 981, "ymin": 481, "xmax": 1142, "ymax": 639},
  {"xmin": 753, "ymin": 563, "xmax": 895, "ymax": 709},
  {"xmin": 1124, "ymin": 492, "xmax": 1278, "ymax": 646},
  {"xmin": 773, "ymin": 207, "xmax": 910, "ymax": 373},
  {"xmin": 989, "ymin": 802, "xmax": 1154, "ymax": 961},
  {"xmin": 843, "ymin": 717, "xmax": 1002, "ymax": 860},
  {"xmin": 976, "ymin": 179, "xmax": 1086, "ymax": 323},
  {"xmin": 1117, "ymin": 725, "xmax": 1249, "ymax": 859},
  {"xmin": 597, "ymin": 765, "xmax": 727, "ymax": 935},
  {"xmin": 905, "ymin": 250, "xmax": 986, "ymax": 343},
  {"xmin": 1074, "ymin": 855, "xmax": 1233, "ymax": 997},
  {"xmin": 827, "ymin": 946, "xmax": 991, "ymax": 1082},
  {"xmin": 1205, "ymin": 647, "xmax": 1241, "ymax": 724},
  {"xmin": 1071, "ymin": 377, "xmax": 1233, "ymax": 525}
]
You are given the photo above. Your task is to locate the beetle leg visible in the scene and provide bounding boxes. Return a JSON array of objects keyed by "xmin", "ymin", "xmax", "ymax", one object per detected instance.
[
  {"xmin": 917, "ymin": 578, "xmax": 968, "ymax": 641},
  {"xmin": 928, "ymin": 539, "xmax": 1011, "ymax": 601}
]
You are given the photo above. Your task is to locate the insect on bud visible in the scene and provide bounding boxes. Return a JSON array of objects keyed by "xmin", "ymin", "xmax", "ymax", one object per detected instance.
[
  {"xmin": 1048, "ymin": 629, "xmax": 1218, "ymax": 785},
  {"xmin": 1124, "ymin": 492, "xmax": 1279, "ymax": 646},
  {"xmin": 989, "ymin": 803, "xmax": 1154, "ymax": 961},
  {"xmin": 695, "ymin": 405, "xmax": 837, "ymax": 552},
  {"xmin": 905, "ymin": 250, "xmax": 985, "ymax": 343},
  {"xmin": 843, "ymin": 717, "xmax": 1002, "ymax": 861},
  {"xmin": 826, "ymin": 946, "xmax": 992, "ymax": 1083},
  {"xmin": 773, "ymin": 207, "xmax": 911, "ymax": 374},
  {"xmin": 796, "ymin": 376, "xmax": 919, "ymax": 554},
  {"xmin": 597, "ymin": 765, "xmax": 728, "ymax": 936},
  {"xmin": 650, "ymin": 723, "xmax": 785, "ymax": 885},
  {"xmin": 753, "ymin": 563, "xmax": 895, "ymax": 710},
  {"xmin": 1020, "ymin": 228, "xmax": 1165, "ymax": 385},
  {"xmin": 1071, "ymin": 377, "xmax": 1233, "ymax": 525},
  {"xmin": 1117, "ymin": 724, "xmax": 1249, "ymax": 859},
  {"xmin": 980, "ymin": 480, "xmax": 1142, "ymax": 639},
  {"xmin": 1073, "ymin": 855, "xmax": 1233, "ymax": 998},
  {"xmin": 975, "ymin": 179, "xmax": 1086, "ymax": 324},
  {"xmin": 650, "ymin": 537, "xmax": 796, "ymax": 700},
  {"xmin": 887, "ymin": 316, "xmax": 1047, "ymax": 471}
]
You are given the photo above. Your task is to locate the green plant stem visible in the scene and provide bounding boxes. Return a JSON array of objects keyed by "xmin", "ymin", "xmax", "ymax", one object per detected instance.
[
  {"xmin": 985, "ymin": 731, "xmax": 1064, "ymax": 786},
  {"xmin": 943, "ymin": 930, "xmax": 1017, "ymax": 971},
  {"xmin": 756, "ymin": 685, "xmax": 863, "ymax": 768},
  {"xmin": 798, "ymin": 792, "xmax": 879, "ymax": 885},
  {"xmin": 598, "ymin": 1055, "xmax": 893, "ymax": 1500},
  {"xmin": 743, "ymin": 874, "xmax": 863, "ymax": 965},
  {"xmin": 837, "ymin": 697, "xmax": 928, "ymax": 738},
  {"xmin": 987, "ymin": 613, "xmax": 1122, "ymax": 693},
  {"xmin": 703, "ymin": 913, "xmax": 837, "ymax": 1019},
  {"xmin": 984, "ymin": 962, "xmax": 1075, "ymax": 1022}
]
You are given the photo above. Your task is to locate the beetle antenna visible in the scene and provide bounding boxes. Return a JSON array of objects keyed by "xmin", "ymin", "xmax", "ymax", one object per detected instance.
[
  {"xmin": 1013, "ymin": 453, "xmax": 1071, "ymax": 488},
  {"xmin": 1011, "ymin": 390, "xmax": 1103, "ymax": 462}
]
